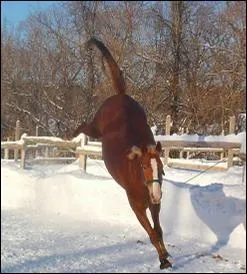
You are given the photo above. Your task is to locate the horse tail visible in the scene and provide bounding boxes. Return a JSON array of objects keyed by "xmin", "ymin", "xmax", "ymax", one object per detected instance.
[{"xmin": 86, "ymin": 38, "xmax": 126, "ymax": 94}]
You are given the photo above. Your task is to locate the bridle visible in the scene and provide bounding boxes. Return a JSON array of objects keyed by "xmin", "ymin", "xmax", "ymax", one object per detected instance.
[{"xmin": 141, "ymin": 155, "xmax": 164, "ymax": 186}]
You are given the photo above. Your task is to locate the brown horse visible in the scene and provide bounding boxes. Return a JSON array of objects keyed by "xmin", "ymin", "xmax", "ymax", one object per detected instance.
[{"xmin": 73, "ymin": 38, "xmax": 172, "ymax": 269}]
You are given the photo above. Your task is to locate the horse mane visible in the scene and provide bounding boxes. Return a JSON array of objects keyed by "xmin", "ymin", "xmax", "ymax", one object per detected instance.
[{"xmin": 86, "ymin": 37, "xmax": 126, "ymax": 94}]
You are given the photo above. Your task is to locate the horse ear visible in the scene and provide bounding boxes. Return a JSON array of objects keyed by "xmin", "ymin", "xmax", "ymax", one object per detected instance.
[{"xmin": 156, "ymin": 141, "xmax": 162, "ymax": 153}]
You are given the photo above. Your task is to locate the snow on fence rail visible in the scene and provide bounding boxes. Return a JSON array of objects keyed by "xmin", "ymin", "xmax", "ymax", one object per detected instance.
[
  {"xmin": 1, "ymin": 116, "xmax": 246, "ymax": 171},
  {"xmin": 1, "ymin": 132, "xmax": 245, "ymax": 171},
  {"xmin": 66, "ymin": 114, "xmax": 243, "ymax": 172},
  {"xmin": 155, "ymin": 133, "xmax": 245, "ymax": 171},
  {"xmin": 1, "ymin": 133, "xmax": 83, "ymax": 169}
]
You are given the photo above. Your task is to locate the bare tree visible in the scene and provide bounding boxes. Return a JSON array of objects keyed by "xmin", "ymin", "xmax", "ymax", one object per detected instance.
[{"xmin": 1, "ymin": 1, "xmax": 245, "ymax": 139}]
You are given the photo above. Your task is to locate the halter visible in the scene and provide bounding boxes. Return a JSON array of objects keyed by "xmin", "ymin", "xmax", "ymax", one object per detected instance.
[
  {"xmin": 145, "ymin": 179, "xmax": 161, "ymax": 185},
  {"xmin": 142, "ymin": 156, "xmax": 164, "ymax": 185}
]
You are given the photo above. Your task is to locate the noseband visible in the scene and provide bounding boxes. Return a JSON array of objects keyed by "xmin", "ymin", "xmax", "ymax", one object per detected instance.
[
  {"xmin": 145, "ymin": 178, "xmax": 162, "ymax": 186},
  {"xmin": 144, "ymin": 171, "xmax": 163, "ymax": 186},
  {"xmin": 142, "ymin": 156, "xmax": 164, "ymax": 185}
]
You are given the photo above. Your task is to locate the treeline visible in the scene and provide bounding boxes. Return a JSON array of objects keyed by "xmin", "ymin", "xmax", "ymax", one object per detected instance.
[{"xmin": 1, "ymin": 1, "xmax": 246, "ymax": 139}]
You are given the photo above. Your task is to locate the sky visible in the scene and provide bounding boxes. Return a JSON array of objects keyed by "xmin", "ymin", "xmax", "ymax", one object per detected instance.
[{"xmin": 1, "ymin": 1, "xmax": 58, "ymax": 29}]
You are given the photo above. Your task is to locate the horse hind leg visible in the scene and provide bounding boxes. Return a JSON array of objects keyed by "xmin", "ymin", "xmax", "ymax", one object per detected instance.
[
  {"xmin": 128, "ymin": 198, "xmax": 172, "ymax": 269},
  {"xmin": 149, "ymin": 203, "xmax": 172, "ymax": 269},
  {"xmin": 73, "ymin": 121, "xmax": 101, "ymax": 139}
]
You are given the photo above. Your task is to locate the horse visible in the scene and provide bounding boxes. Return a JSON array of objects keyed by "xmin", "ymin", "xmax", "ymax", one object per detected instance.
[{"xmin": 73, "ymin": 38, "xmax": 172, "ymax": 269}]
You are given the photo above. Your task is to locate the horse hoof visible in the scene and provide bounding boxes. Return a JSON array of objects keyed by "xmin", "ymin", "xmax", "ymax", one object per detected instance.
[{"xmin": 160, "ymin": 259, "xmax": 172, "ymax": 269}]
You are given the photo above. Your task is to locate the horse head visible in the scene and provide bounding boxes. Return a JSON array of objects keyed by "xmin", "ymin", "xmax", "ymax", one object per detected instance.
[{"xmin": 127, "ymin": 141, "xmax": 164, "ymax": 204}]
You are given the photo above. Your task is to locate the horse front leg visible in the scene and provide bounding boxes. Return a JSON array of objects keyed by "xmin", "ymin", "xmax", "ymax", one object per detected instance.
[
  {"xmin": 149, "ymin": 203, "xmax": 172, "ymax": 269},
  {"xmin": 128, "ymin": 198, "xmax": 172, "ymax": 269}
]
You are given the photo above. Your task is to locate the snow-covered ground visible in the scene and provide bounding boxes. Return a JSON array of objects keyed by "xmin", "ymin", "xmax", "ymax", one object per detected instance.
[{"xmin": 1, "ymin": 158, "xmax": 246, "ymax": 273}]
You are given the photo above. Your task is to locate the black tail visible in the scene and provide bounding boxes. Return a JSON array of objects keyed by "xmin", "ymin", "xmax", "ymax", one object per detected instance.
[{"xmin": 86, "ymin": 38, "xmax": 126, "ymax": 94}]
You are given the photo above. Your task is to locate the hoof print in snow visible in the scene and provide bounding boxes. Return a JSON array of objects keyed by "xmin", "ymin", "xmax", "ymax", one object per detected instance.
[
  {"xmin": 136, "ymin": 240, "xmax": 146, "ymax": 245},
  {"xmin": 212, "ymin": 254, "xmax": 224, "ymax": 260}
]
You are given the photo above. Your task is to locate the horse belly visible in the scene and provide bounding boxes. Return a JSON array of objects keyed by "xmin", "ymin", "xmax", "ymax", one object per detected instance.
[{"xmin": 103, "ymin": 146, "xmax": 149, "ymax": 204}]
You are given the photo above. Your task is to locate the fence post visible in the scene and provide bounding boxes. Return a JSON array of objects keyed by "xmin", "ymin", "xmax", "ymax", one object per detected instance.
[
  {"xmin": 164, "ymin": 115, "xmax": 171, "ymax": 165},
  {"xmin": 220, "ymin": 129, "xmax": 225, "ymax": 160},
  {"xmin": 179, "ymin": 128, "xmax": 184, "ymax": 158},
  {"xmin": 14, "ymin": 120, "xmax": 20, "ymax": 161},
  {"xmin": 227, "ymin": 116, "xmax": 235, "ymax": 169},
  {"xmin": 4, "ymin": 137, "xmax": 10, "ymax": 159},
  {"xmin": 45, "ymin": 147, "xmax": 49, "ymax": 158},
  {"xmin": 79, "ymin": 133, "xmax": 88, "ymax": 171},
  {"xmin": 20, "ymin": 141, "xmax": 26, "ymax": 169},
  {"xmin": 242, "ymin": 162, "xmax": 246, "ymax": 184},
  {"xmin": 35, "ymin": 125, "xmax": 39, "ymax": 158},
  {"xmin": 184, "ymin": 128, "xmax": 189, "ymax": 159}
]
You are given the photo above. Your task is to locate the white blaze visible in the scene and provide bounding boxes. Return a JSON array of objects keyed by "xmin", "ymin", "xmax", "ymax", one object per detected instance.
[
  {"xmin": 152, "ymin": 182, "xmax": 162, "ymax": 203},
  {"xmin": 151, "ymin": 159, "xmax": 158, "ymax": 180},
  {"xmin": 151, "ymin": 158, "xmax": 162, "ymax": 203}
]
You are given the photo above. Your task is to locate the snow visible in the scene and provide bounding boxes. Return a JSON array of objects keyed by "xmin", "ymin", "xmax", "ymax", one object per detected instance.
[
  {"xmin": 151, "ymin": 125, "xmax": 158, "ymax": 135},
  {"xmin": 155, "ymin": 132, "xmax": 246, "ymax": 145},
  {"xmin": 240, "ymin": 139, "xmax": 246, "ymax": 154},
  {"xmin": 15, "ymin": 132, "xmax": 244, "ymax": 147},
  {"xmin": 155, "ymin": 132, "xmax": 246, "ymax": 156},
  {"xmin": 1, "ymin": 158, "xmax": 246, "ymax": 273},
  {"xmin": 76, "ymin": 145, "xmax": 102, "ymax": 153},
  {"xmin": 72, "ymin": 133, "xmax": 85, "ymax": 143}
]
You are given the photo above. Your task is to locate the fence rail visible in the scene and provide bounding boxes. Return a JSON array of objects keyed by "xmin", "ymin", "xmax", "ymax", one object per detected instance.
[
  {"xmin": 1, "ymin": 116, "xmax": 246, "ymax": 172},
  {"xmin": 75, "ymin": 137, "xmax": 244, "ymax": 172},
  {"xmin": 1, "ymin": 133, "xmax": 83, "ymax": 169}
]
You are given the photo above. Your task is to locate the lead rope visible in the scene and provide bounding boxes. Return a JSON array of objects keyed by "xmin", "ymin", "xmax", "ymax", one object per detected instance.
[{"xmin": 163, "ymin": 159, "xmax": 227, "ymax": 184}]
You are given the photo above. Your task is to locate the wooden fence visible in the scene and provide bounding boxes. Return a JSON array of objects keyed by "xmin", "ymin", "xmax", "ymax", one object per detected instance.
[
  {"xmin": 1, "ymin": 116, "xmax": 246, "ymax": 172},
  {"xmin": 74, "ymin": 134, "xmax": 243, "ymax": 172},
  {"xmin": 1, "ymin": 133, "xmax": 82, "ymax": 169},
  {"xmin": 162, "ymin": 115, "xmax": 239, "ymax": 164}
]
